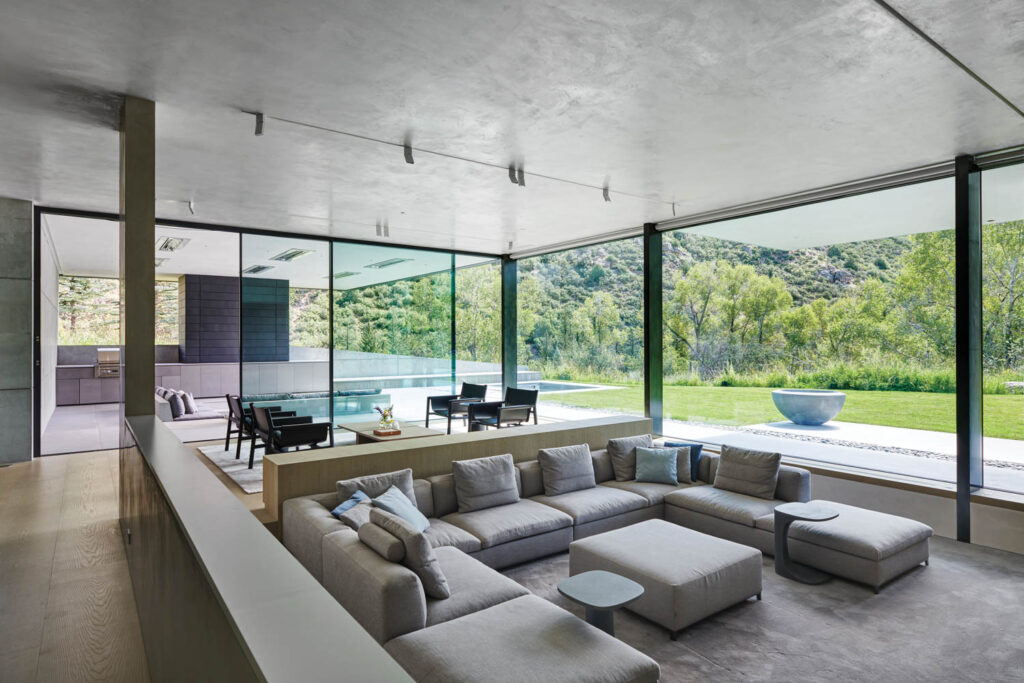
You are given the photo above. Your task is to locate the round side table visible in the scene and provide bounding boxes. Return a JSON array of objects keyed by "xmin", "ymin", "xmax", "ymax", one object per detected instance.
[
  {"xmin": 774, "ymin": 502, "xmax": 839, "ymax": 584},
  {"xmin": 557, "ymin": 570, "xmax": 644, "ymax": 637}
]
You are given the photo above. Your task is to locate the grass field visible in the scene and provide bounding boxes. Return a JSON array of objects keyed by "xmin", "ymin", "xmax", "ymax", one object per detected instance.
[{"xmin": 541, "ymin": 385, "xmax": 1024, "ymax": 441}]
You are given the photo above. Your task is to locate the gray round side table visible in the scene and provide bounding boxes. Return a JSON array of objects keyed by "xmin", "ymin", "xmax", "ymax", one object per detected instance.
[
  {"xmin": 557, "ymin": 570, "xmax": 644, "ymax": 636},
  {"xmin": 774, "ymin": 502, "xmax": 839, "ymax": 584}
]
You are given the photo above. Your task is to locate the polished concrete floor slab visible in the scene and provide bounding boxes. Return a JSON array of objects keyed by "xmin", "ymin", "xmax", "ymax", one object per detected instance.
[{"xmin": 503, "ymin": 537, "xmax": 1024, "ymax": 682}]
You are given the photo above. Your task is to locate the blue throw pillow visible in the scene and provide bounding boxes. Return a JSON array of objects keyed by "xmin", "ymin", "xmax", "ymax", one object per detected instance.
[
  {"xmin": 331, "ymin": 490, "xmax": 369, "ymax": 519},
  {"xmin": 635, "ymin": 447, "xmax": 678, "ymax": 485},
  {"xmin": 665, "ymin": 441, "xmax": 703, "ymax": 482},
  {"xmin": 372, "ymin": 485, "xmax": 430, "ymax": 532}
]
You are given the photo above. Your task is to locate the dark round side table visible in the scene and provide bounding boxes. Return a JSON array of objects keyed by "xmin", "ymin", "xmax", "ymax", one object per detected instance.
[
  {"xmin": 557, "ymin": 570, "xmax": 644, "ymax": 637},
  {"xmin": 774, "ymin": 502, "xmax": 839, "ymax": 584}
]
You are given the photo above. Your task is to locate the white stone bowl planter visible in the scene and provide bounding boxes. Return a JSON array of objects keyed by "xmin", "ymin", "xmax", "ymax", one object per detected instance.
[{"xmin": 771, "ymin": 389, "xmax": 846, "ymax": 426}]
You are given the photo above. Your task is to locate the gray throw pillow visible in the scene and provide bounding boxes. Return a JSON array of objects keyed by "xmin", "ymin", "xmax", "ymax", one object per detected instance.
[
  {"xmin": 607, "ymin": 434, "xmax": 653, "ymax": 481},
  {"xmin": 179, "ymin": 391, "xmax": 198, "ymax": 414},
  {"xmin": 337, "ymin": 468, "xmax": 416, "ymax": 508},
  {"xmin": 358, "ymin": 521, "xmax": 406, "ymax": 562},
  {"xmin": 451, "ymin": 454, "xmax": 520, "ymax": 512},
  {"xmin": 713, "ymin": 445, "xmax": 782, "ymax": 499},
  {"xmin": 538, "ymin": 444, "xmax": 596, "ymax": 496},
  {"xmin": 167, "ymin": 392, "xmax": 185, "ymax": 419},
  {"xmin": 370, "ymin": 508, "xmax": 450, "ymax": 599},
  {"xmin": 337, "ymin": 499, "xmax": 373, "ymax": 530}
]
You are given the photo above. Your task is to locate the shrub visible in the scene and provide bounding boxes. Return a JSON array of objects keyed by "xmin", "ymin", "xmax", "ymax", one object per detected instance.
[{"xmin": 827, "ymin": 245, "xmax": 842, "ymax": 259}]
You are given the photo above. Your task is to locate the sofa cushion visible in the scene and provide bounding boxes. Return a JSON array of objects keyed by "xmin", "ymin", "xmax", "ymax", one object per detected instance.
[
  {"xmin": 634, "ymin": 447, "xmax": 678, "ymax": 485},
  {"xmin": 532, "ymin": 486, "xmax": 647, "ymax": 525},
  {"xmin": 385, "ymin": 594, "xmax": 661, "ymax": 683},
  {"xmin": 180, "ymin": 391, "xmax": 198, "ymax": 414},
  {"xmin": 331, "ymin": 490, "xmax": 369, "ymax": 519},
  {"xmin": 167, "ymin": 392, "xmax": 185, "ymax": 419},
  {"xmin": 775, "ymin": 500, "xmax": 933, "ymax": 561},
  {"xmin": 443, "ymin": 499, "xmax": 572, "ymax": 549},
  {"xmin": 370, "ymin": 508, "xmax": 450, "ymax": 599},
  {"xmin": 664, "ymin": 485, "xmax": 781, "ymax": 527},
  {"xmin": 422, "ymin": 519, "xmax": 482, "ymax": 554},
  {"xmin": 515, "ymin": 460, "xmax": 544, "ymax": 498},
  {"xmin": 600, "ymin": 480, "xmax": 689, "ymax": 506},
  {"xmin": 452, "ymin": 454, "xmax": 520, "ymax": 512},
  {"xmin": 337, "ymin": 499, "xmax": 373, "ymax": 530},
  {"xmin": 713, "ymin": 445, "xmax": 781, "ymax": 500},
  {"xmin": 413, "ymin": 479, "xmax": 435, "ymax": 517},
  {"xmin": 425, "ymin": 546, "xmax": 530, "ymax": 628},
  {"xmin": 663, "ymin": 441, "xmax": 703, "ymax": 483},
  {"xmin": 590, "ymin": 449, "xmax": 614, "ymax": 483},
  {"xmin": 373, "ymin": 485, "xmax": 430, "ymax": 532},
  {"xmin": 358, "ymin": 521, "xmax": 406, "ymax": 562},
  {"xmin": 607, "ymin": 434, "xmax": 653, "ymax": 481},
  {"xmin": 538, "ymin": 444, "xmax": 596, "ymax": 496},
  {"xmin": 338, "ymin": 468, "xmax": 417, "ymax": 508},
  {"xmin": 428, "ymin": 473, "xmax": 458, "ymax": 517}
]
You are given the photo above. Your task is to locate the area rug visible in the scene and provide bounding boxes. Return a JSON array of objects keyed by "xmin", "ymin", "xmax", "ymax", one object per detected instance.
[{"xmin": 197, "ymin": 444, "xmax": 264, "ymax": 494}]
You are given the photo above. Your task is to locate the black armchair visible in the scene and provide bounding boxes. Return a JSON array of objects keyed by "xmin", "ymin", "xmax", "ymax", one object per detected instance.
[
  {"xmin": 425, "ymin": 382, "xmax": 489, "ymax": 434},
  {"xmin": 248, "ymin": 405, "xmax": 332, "ymax": 468},
  {"xmin": 467, "ymin": 387, "xmax": 539, "ymax": 431},
  {"xmin": 224, "ymin": 395, "xmax": 296, "ymax": 461}
]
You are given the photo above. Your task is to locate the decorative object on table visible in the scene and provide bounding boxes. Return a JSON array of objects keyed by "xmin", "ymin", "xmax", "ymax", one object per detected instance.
[
  {"xmin": 557, "ymin": 569, "xmax": 644, "ymax": 637},
  {"xmin": 773, "ymin": 501, "xmax": 840, "ymax": 584},
  {"xmin": 771, "ymin": 388, "xmax": 846, "ymax": 426},
  {"xmin": 374, "ymin": 405, "xmax": 401, "ymax": 436}
]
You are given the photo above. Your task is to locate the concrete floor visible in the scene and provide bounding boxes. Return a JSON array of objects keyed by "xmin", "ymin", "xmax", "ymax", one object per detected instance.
[{"xmin": 503, "ymin": 537, "xmax": 1024, "ymax": 682}]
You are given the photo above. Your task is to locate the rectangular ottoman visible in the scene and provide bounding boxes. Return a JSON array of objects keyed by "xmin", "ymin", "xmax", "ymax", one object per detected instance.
[
  {"xmin": 569, "ymin": 519, "xmax": 762, "ymax": 638},
  {"xmin": 766, "ymin": 500, "xmax": 932, "ymax": 592}
]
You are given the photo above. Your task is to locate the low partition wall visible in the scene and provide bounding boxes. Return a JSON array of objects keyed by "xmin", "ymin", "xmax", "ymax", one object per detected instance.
[
  {"xmin": 264, "ymin": 415, "xmax": 652, "ymax": 523},
  {"xmin": 120, "ymin": 416, "xmax": 410, "ymax": 682}
]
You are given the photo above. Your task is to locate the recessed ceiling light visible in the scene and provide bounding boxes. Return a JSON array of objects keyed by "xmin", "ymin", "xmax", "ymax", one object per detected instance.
[
  {"xmin": 155, "ymin": 257, "xmax": 168, "ymax": 267},
  {"xmin": 269, "ymin": 248, "xmax": 313, "ymax": 262},
  {"xmin": 156, "ymin": 236, "xmax": 190, "ymax": 252},
  {"xmin": 365, "ymin": 258, "xmax": 412, "ymax": 269},
  {"xmin": 242, "ymin": 265, "xmax": 274, "ymax": 274}
]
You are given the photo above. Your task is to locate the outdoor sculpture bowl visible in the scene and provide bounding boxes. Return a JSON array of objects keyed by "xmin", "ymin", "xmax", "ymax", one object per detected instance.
[{"xmin": 771, "ymin": 389, "xmax": 846, "ymax": 426}]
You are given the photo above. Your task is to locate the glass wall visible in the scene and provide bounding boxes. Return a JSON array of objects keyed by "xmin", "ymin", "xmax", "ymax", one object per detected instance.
[
  {"xmin": 517, "ymin": 238, "xmax": 645, "ymax": 420},
  {"xmin": 980, "ymin": 162, "xmax": 1024, "ymax": 494},
  {"xmin": 658, "ymin": 179, "xmax": 959, "ymax": 484},
  {"xmin": 241, "ymin": 234, "xmax": 331, "ymax": 427},
  {"xmin": 455, "ymin": 256, "xmax": 502, "ymax": 399}
]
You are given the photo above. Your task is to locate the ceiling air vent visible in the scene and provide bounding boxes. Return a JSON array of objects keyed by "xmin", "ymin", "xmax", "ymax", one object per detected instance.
[
  {"xmin": 365, "ymin": 258, "xmax": 412, "ymax": 269},
  {"xmin": 242, "ymin": 265, "xmax": 274, "ymax": 275},
  {"xmin": 269, "ymin": 248, "xmax": 313, "ymax": 262},
  {"xmin": 155, "ymin": 236, "xmax": 190, "ymax": 252}
]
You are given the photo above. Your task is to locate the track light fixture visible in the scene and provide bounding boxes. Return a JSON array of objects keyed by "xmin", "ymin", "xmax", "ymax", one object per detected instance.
[
  {"xmin": 404, "ymin": 132, "xmax": 414, "ymax": 164},
  {"xmin": 508, "ymin": 164, "xmax": 517, "ymax": 185},
  {"xmin": 517, "ymin": 167, "xmax": 525, "ymax": 187},
  {"xmin": 254, "ymin": 112, "xmax": 264, "ymax": 136},
  {"xmin": 603, "ymin": 177, "xmax": 611, "ymax": 202},
  {"xmin": 188, "ymin": 199, "xmax": 195, "ymax": 215}
]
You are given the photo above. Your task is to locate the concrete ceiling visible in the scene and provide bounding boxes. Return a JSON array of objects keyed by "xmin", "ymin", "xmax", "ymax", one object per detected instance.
[{"xmin": 3, "ymin": 1, "xmax": 1024, "ymax": 256}]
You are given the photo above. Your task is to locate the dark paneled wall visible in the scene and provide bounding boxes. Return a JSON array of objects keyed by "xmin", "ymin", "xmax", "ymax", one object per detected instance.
[
  {"xmin": 178, "ymin": 275, "xmax": 240, "ymax": 363},
  {"xmin": 241, "ymin": 278, "xmax": 289, "ymax": 362}
]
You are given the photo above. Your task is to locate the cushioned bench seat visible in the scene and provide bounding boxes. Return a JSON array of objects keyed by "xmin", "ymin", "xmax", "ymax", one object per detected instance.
[
  {"xmin": 385, "ymin": 594, "xmax": 661, "ymax": 683},
  {"xmin": 757, "ymin": 500, "xmax": 932, "ymax": 590}
]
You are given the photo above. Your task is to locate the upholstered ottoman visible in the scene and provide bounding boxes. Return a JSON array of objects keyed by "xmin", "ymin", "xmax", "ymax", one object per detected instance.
[
  {"xmin": 763, "ymin": 500, "xmax": 932, "ymax": 592},
  {"xmin": 569, "ymin": 519, "xmax": 762, "ymax": 638}
]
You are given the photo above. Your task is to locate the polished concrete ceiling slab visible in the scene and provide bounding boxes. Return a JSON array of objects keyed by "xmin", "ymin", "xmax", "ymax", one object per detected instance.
[{"xmin": 3, "ymin": 0, "xmax": 1024, "ymax": 255}]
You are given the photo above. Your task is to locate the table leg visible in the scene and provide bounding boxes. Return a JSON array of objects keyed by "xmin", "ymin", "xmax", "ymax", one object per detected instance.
[
  {"xmin": 584, "ymin": 606, "xmax": 615, "ymax": 636},
  {"xmin": 774, "ymin": 513, "xmax": 833, "ymax": 584}
]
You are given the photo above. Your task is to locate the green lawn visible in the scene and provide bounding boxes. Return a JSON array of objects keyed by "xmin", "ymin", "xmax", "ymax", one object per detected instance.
[{"xmin": 541, "ymin": 385, "xmax": 1024, "ymax": 441}]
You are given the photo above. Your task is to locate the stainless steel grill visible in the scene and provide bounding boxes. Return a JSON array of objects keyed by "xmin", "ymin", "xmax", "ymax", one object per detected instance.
[{"xmin": 95, "ymin": 347, "xmax": 121, "ymax": 379}]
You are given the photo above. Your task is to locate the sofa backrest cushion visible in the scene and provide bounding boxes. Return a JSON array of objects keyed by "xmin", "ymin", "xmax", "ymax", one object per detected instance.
[
  {"xmin": 167, "ymin": 392, "xmax": 185, "ymax": 419},
  {"xmin": 516, "ymin": 460, "xmax": 544, "ymax": 498},
  {"xmin": 451, "ymin": 454, "xmax": 520, "ymax": 513},
  {"xmin": 358, "ymin": 521, "xmax": 406, "ymax": 562},
  {"xmin": 591, "ymin": 449, "xmax": 614, "ymax": 483},
  {"xmin": 370, "ymin": 508, "xmax": 450, "ymax": 599},
  {"xmin": 607, "ymin": 434, "xmax": 654, "ymax": 481},
  {"xmin": 713, "ymin": 445, "xmax": 782, "ymax": 500},
  {"xmin": 412, "ymin": 479, "xmax": 434, "ymax": 517},
  {"xmin": 538, "ymin": 444, "xmax": 596, "ymax": 496},
  {"xmin": 428, "ymin": 473, "xmax": 458, "ymax": 517},
  {"xmin": 663, "ymin": 441, "xmax": 703, "ymax": 482},
  {"xmin": 337, "ymin": 468, "xmax": 416, "ymax": 508},
  {"xmin": 180, "ymin": 391, "xmax": 198, "ymax": 414},
  {"xmin": 775, "ymin": 464, "xmax": 811, "ymax": 502}
]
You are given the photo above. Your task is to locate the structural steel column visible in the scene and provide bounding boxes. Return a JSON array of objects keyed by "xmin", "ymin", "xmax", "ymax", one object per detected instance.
[
  {"xmin": 954, "ymin": 154, "xmax": 983, "ymax": 542},
  {"xmin": 643, "ymin": 223, "xmax": 663, "ymax": 435},
  {"xmin": 120, "ymin": 96, "xmax": 156, "ymax": 417},
  {"xmin": 501, "ymin": 256, "xmax": 517, "ymax": 391}
]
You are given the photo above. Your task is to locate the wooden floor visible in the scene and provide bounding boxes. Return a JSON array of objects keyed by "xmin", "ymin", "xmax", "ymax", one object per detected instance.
[{"xmin": 0, "ymin": 450, "xmax": 150, "ymax": 683}]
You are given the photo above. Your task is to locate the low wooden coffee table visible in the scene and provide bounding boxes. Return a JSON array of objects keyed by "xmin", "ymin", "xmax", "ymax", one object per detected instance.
[{"xmin": 336, "ymin": 421, "xmax": 444, "ymax": 445}]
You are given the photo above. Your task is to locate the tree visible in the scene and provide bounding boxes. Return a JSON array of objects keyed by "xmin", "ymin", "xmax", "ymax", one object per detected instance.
[{"xmin": 739, "ymin": 274, "xmax": 792, "ymax": 344}]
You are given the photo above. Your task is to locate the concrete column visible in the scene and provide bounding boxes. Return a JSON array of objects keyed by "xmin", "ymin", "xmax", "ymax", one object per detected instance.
[
  {"xmin": 0, "ymin": 197, "xmax": 33, "ymax": 463},
  {"xmin": 120, "ymin": 96, "xmax": 155, "ymax": 418}
]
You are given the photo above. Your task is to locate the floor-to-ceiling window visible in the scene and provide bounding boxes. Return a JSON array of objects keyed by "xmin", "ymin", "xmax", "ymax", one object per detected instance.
[
  {"xmin": 517, "ymin": 238, "xmax": 645, "ymax": 420},
  {"xmin": 979, "ymin": 162, "xmax": 1024, "ymax": 494},
  {"xmin": 455, "ymin": 256, "xmax": 502, "ymax": 399},
  {"xmin": 653, "ymin": 178, "xmax": 968, "ymax": 485}
]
